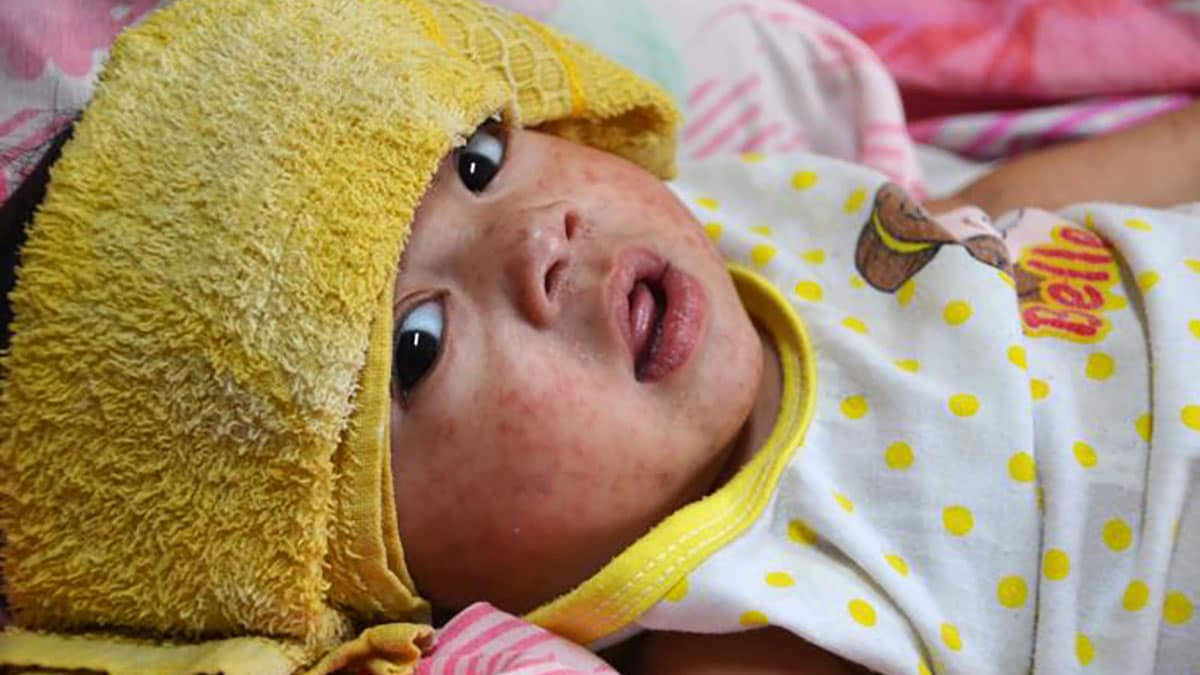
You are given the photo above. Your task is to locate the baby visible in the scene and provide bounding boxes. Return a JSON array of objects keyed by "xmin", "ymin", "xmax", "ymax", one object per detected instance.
[
  {"xmin": 392, "ymin": 119, "xmax": 1200, "ymax": 675},
  {"xmin": 1, "ymin": 0, "xmax": 1197, "ymax": 674}
]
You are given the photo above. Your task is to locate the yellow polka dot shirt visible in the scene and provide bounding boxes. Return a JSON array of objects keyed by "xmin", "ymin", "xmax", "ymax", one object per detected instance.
[{"xmin": 529, "ymin": 152, "xmax": 1199, "ymax": 675}]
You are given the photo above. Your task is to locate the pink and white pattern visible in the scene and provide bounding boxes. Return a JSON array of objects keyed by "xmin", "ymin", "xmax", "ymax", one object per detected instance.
[
  {"xmin": 653, "ymin": 0, "xmax": 926, "ymax": 195},
  {"xmin": 416, "ymin": 603, "xmax": 616, "ymax": 675},
  {"xmin": 909, "ymin": 94, "xmax": 1194, "ymax": 161},
  {"xmin": 801, "ymin": 0, "xmax": 1200, "ymax": 111},
  {"xmin": 0, "ymin": 1, "xmax": 163, "ymax": 201}
]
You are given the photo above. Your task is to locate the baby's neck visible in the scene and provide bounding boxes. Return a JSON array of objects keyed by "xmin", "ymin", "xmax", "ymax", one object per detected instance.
[{"xmin": 708, "ymin": 322, "xmax": 783, "ymax": 493}]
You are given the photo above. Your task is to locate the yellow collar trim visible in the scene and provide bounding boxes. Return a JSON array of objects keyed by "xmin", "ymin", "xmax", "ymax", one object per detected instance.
[
  {"xmin": 873, "ymin": 210, "xmax": 935, "ymax": 254},
  {"xmin": 525, "ymin": 264, "xmax": 816, "ymax": 646}
]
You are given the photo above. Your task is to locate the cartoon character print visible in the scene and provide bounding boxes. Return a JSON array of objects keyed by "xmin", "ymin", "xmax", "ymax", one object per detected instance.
[
  {"xmin": 854, "ymin": 182, "xmax": 1010, "ymax": 292},
  {"xmin": 994, "ymin": 210, "xmax": 1127, "ymax": 343},
  {"xmin": 854, "ymin": 183, "xmax": 1128, "ymax": 344}
]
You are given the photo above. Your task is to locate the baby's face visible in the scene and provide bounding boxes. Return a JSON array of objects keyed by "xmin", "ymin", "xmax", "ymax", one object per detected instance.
[{"xmin": 389, "ymin": 125, "xmax": 763, "ymax": 614}]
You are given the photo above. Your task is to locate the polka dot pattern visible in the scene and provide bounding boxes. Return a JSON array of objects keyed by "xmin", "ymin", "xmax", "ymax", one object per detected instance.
[
  {"xmin": 740, "ymin": 610, "xmax": 769, "ymax": 627},
  {"xmin": 1122, "ymin": 580, "xmax": 1149, "ymax": 611},
  {"xmin": 848, "ymin": 599, "xmax": 877, "ymax": 627},
  {"xmin": 704, "ymin": 222, "xmax": 722, "ymax": 241},
  {"xmin": 943, "ymin": 300, "xmax": 972, "ymax": 326},
  {"xmin": 751, "ymin": 244, "xmax": 776, "ymax": 268},
  {"xmin": 841, "ymin": 395, "xmax": 869, "ymax": 419},
  {"xmin": 834, "ymin": 492, "xmax": 855, "ymax": 513},
  {"xmin": 1181, "ymin": 405, "xmax": 1200, "ymax": 431},
  {"xmin": 1073, "ymin": 441, "xmax": 1097, "ymax": 468},
  {"xmin": 948, "ymin": 394, "xmax": 979, "ymax": 417},
  {"xmin": 787, "ymin": 520, "xmax": 818, "ymax": 546},
  {"xmin": 943, "ymin": 506, "xmax": 974, "ymax": 536},
  {"xmin": 791, "ymin": 170, "xmax": 818, "ymax": 190},
  {"xmin": 670, "ymin": 164, "xmax": 1198, "ymax": 673},
  {"xmin": 1137, "ymin": 270, "xmax": 1160, "ymax": 292},
  {"xmin": 1007, "ymin": 345, "xmax": 1027, "ymax": 370},
  {"xmin": 765, "ymin": 571, "xmax": 795, "ymax": 588},
  {"xmin": 940, "ymin": 623, "xmax": 962, "ymax": 651},
  {"xmin": 1085, "ymin": 353, "xmax": 1115, "ymax": 380},
  {"xmin": 1164, "ymin": 591, "xmax": 1193, "ymax": 625},
  {"xmin": 1076, "ymin": 632, "xmax": 1095, "ymax": 666},
  {"xmin": 996, "ymin": 575, "xmax": 1028, "ymax": 609},
  {"xmin": 1008, "ymin": 452, "xmax": 1036, "ymax": 483},
  {"xmin": 842, "ymin": 316, "xmax": 869, "ymax": 334},
  {"xmin": 1043, "ymin": 549, "xmax": 1071, "ymax": 580},
  {"xmin": 843, "ymin": 188, "xmax": 867, "ymax": 213},
  {"xmin": 885, "ymin": 442, "xmax": 914, "ymax": 470},
  {"xmin": 1101, "ymin": 518, "xmax": 1132, "ymax": 551},
  {"xmin": 1135, "ymin": 413, "xmax": 1153, "ymax": 442},
  {"xmin": 794, "ymin": 281, "xmax": 823, "ymax": 302},
  {"xmin": 696, "ymin": 196, "xmax": 720, "ymax": 210}
]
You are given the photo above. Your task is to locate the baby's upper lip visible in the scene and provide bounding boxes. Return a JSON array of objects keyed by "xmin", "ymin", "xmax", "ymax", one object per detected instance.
[{"xmin": 607, "ymin": 247, "xmax": 667, "ymax": 370}]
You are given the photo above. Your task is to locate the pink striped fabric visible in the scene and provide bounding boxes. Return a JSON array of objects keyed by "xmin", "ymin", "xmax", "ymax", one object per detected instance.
[
  {"xmin": 908, "ymin": 94, "xmax": 1193, "ymax": 161},
  {"xmin": 666, "ymin": 0, "xmax": 924, "ymax": 192},
  {"xmin": 416, "ymin": 603, "xmax": 616, "ymax": 675},
  {"xmin": 0, "ymin": 109, "xmax": 74, "ymax": 201}
]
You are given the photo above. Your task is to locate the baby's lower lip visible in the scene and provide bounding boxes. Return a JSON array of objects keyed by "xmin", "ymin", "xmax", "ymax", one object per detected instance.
[{"xmin": 637, "ymin": 265, "xmax": 706, "ymax": 382}]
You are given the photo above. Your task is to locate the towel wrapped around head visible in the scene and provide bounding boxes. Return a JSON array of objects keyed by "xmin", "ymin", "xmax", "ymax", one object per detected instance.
[{"xmin": 0, "ymin": 0, "xmax": 678, "ymax": 672}]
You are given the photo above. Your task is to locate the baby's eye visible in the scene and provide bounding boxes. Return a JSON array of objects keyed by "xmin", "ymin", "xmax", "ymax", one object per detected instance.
[
  {"xmin": 457, "ymin": 120, "xmax": 506, "ymax": 194},
  {"xmin": 393, "ymin": 299, "xmax": 444, "ymax": 398}
]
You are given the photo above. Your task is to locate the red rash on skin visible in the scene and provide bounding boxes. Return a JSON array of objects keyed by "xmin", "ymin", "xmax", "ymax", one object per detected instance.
[{"xmin": 389, "ymin": 128, "xmax": 765, "ymax": 615}]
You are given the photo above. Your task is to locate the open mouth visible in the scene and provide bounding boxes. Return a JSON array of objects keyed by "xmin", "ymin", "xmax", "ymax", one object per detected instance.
[
  {"xmin": 610, "ymin": 248, "xmax": 707, "ymax": 383},
  {"xmin": 628, "ymin": 274, "xmax": 667, "ymax": 379}
]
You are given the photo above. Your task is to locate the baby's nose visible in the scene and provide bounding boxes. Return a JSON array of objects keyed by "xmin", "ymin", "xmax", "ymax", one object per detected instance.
[{"xmin": 502, "ymin": 203, "xmax": 580, "ymax": 327}]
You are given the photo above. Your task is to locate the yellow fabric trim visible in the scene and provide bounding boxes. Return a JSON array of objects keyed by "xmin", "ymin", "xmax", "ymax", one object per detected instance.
[
  {"xmin": 873, "ymin": 211, "xmax": 935, "ymax": 254},
  {"xmin": 526, "ymin": 265, "xmax": 816, "ymax": 646},
  {"xmin": 517, "ymin": 15, "xmax": 586, "ymax": 116},
  {"xmin": 326, "ymin": 283, "xmax": 429, "ymax": 623}
]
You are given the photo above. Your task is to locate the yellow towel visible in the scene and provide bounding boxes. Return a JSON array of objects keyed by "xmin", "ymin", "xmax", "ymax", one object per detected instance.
[{"xmin": 0, "ymin": 0, "xmax": 679, "ymax": 673}]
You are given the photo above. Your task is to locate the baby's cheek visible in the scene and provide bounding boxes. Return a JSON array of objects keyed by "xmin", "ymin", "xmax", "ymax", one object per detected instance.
[{"xmin": 487, "ymin": 373, "xmax": 610, "ymax": 495}]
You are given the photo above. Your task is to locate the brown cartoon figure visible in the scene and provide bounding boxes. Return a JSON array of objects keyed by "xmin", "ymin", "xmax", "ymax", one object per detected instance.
[{"xmin": 855, "ymin": 183, "xmax": 1011, "ymax": 292}]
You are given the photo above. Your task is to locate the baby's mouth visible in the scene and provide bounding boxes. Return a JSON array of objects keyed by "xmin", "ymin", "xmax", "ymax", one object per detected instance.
[
  {"xmin": 629, "ymin": 275, "xmax": 666, "ymax": 379},
  {"xmin": 610, "ymin": 247, "xmax": 707, "ymax": 383}
]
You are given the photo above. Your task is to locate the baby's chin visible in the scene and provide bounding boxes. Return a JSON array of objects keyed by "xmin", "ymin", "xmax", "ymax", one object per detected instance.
[{"xmin": 406, "ymin": 426, "xmax": 755, "ymax": 619}]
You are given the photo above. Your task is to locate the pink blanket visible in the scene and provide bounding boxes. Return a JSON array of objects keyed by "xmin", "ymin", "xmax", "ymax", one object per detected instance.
[{"xmin": 801, "ymin": 0, "xmax": 1200, "ymax": 119}]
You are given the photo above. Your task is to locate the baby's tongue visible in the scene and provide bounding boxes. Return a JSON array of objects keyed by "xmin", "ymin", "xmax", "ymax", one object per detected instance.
[{"xmin": 629, "ymin": 280, "xmax": 656, "ymax": 363}]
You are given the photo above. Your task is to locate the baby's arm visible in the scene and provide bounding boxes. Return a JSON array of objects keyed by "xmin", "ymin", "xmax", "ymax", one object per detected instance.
[
  {"xmin": 925, "ymin": 101, "xmax": 1200, "ymax": 217},
  {"xmin": 623, "ymin": 627, "xmax": 874, "ymax": 675}
]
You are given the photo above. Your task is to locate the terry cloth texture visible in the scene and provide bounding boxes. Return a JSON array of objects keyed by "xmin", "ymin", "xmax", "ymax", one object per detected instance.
[{"xmin": 0, "ymin": 0, "xmax": 678, "ymax": 673}]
